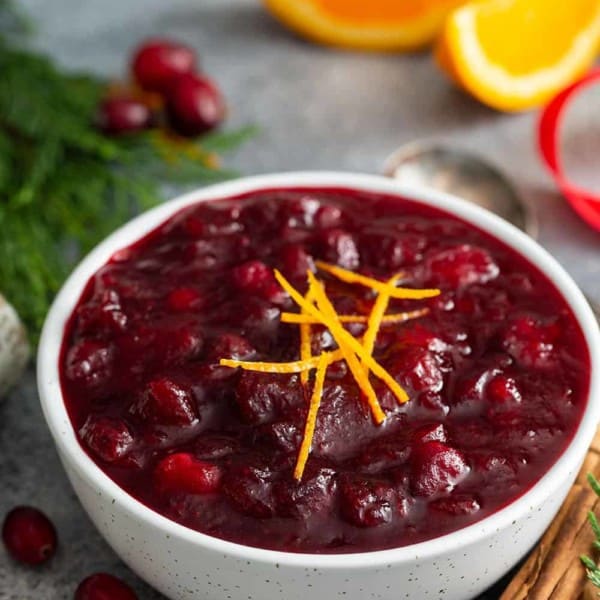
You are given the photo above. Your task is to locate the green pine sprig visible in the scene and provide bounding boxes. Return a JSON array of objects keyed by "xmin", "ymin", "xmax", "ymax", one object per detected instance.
[
  {"xmin": 581, "ymin": 473, "xmax": 600, "ymax": 593},
  {"xmin": 0, "ymin": 3, "xmax": 255, "ymax": 343}
]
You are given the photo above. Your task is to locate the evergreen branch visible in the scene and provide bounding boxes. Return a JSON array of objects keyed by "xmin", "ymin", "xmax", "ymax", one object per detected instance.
[{"xmin": 0, "ymin": 3, "xmax": 255, "ymax": 344}]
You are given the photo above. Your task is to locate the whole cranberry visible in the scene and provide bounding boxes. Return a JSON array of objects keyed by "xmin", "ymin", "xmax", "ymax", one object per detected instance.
[
  {"xmin": 79, "ymin": 416, "xmax": 134, "ymax": 464},
  {"xmin": 2, "ymin": 506, "xmax": 57, "ymax": 565},
  {"xmin": 154, "ymin": 452, "xmax": 222, "ymax": 495},
  {"xmin": 96, "ymin": 97, "xmax": 152, "ymax": 135},
  {"xmin": 75, "ymin": 573, "xmax": 138, "ymax": 600},
  {"xmin": 166, "ymin": 73, "xmax": 225, "ymax": 136},
  {"xmin": 166, "ymin": 287, "xmax": 204, "ymax": 312},
  {"xmin": 132, "ymin": 38, "xmax": 197, "ymax": 93}
]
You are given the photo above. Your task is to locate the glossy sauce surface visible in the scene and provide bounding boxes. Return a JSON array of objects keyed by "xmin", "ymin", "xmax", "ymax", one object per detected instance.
[{"xmin": 60, "ymin": 188, "xmax": 590, "ymax": 553}]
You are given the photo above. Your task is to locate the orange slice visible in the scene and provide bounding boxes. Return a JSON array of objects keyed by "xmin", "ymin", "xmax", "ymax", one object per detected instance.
[
  {"xmin": 436, "ymin": 0, "xmax": 600, "ymax": 111},
  {"xmin": 263, "ymin": 0, "xmax": 469, "ymax": 52}
]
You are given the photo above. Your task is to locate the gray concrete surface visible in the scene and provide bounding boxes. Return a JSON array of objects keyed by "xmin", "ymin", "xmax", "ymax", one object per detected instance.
[{"xmin": 1, "ymin": 0, "xmax": 599, "ymax": 597}]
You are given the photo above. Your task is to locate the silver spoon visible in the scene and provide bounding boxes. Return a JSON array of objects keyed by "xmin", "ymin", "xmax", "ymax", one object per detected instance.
[
  {"xmin": 383, "ymin": 141, "xmax": 538, "ymax": 238},
  {"xmin": 383, "ymin": 140, "xmax": 600, "ymax": 318}
]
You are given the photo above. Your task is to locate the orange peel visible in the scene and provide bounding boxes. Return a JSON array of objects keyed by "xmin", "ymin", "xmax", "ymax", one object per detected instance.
[
  {"xmin": 293, "ymin": 352, "xmax": 330, "ymax": 481},
  {"xmin": 274, "ymin": 270, "xmax": 409, "ymax": 412},
  {"xmin": 361, "ymin": 273, "xmax": 401, "ymax": 377},
  {"xmin": 220, "ymin": 351, "xmax": 343, "ymax": 373},
  {"xmin": 315, "ymin": 261, "xmax": 440, "ymax": 300},
  {"xmin": 281, "ymin": 308, "xmax": 429, "ymax": 325}
]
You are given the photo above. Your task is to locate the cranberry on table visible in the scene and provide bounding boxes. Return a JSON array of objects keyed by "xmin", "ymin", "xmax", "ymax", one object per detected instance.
[
  {"xmin": 2, "ymin": 506, "xmax": 57, "ymax": 565},
  {"xmin": 166, "ymin": 73, "xmax": 225, "ymax": 136},
  {"xmin": 96, "ymin": 97, "xmax": 152, "ymax": 135},
  {"xmin": 132, "ymin": 38, "xmax": 196, "ymax": 93},
  {"xmin": 75, "ymin": 573, "xmax": 138, "ymax": 600}
]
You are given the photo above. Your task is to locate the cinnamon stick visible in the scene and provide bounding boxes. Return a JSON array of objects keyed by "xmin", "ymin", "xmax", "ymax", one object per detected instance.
[{"xmin": 500, "ymin": 426, "xmax": 600, "ymax": 600}]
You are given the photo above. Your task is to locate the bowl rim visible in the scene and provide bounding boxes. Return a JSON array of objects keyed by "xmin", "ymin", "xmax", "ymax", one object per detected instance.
[{"xmin": 38, "ymin": 170, "xmax": 600, "ymax": 569}]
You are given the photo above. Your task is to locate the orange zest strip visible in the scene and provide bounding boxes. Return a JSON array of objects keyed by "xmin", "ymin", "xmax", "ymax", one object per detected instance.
[
  {"xmin": 306, "ymin": 273, "xmax": 387, "ymax": 424},
  {"xmin": 281, "ymin": 308, "xmax": 429, "ymax": 325},
  {"xmin": 220, "ymin": 351, "xmax": 343, "ymax": 374},
  {"xmin": 299, "ymin": 287, "xmax": 315, "ymax": 386},
  {"xmin": 315, "ymin": 261, "xmax": 441, "ymax": 300},
  {"xmin": 293, "ymin": 352, "xmax": 330, "ymax": 481},
  {"xmin": 361, "ymin": 273, "xmax": 401, "ymax": 378},
  {"xmin": 275, "ymin": 269, "xmax": 410, "ymax": 408}
]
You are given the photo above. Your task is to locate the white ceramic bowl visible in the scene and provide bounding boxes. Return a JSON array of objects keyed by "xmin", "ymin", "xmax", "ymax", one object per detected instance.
[{"xmin": 38, "ymin": 172, "xmax": 600, "ymax": 600}]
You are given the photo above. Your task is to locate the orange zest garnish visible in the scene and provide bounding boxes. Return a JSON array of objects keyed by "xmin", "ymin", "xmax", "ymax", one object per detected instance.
[
  {"xmin": 293, "ymin": 352, "xmax": 330, "ymax": 481},
  {"xmin": 315, "ymin": 260, "xmax": 440, "ymax": 300},
  {"xmin": 299, "ymin": 287, "xmax": 315, "ymax": 386},
  {"xmin": 306, "ymin": 272, "xmax": 386, "ymax": 424},
  {"xmin": 280, "ymin": 308, "xmax": 429, "ymax": 325},
  {"xmin": 361, "ymin": 273, "xmax": 401, "ymax": 377},
  {"xmin": 220, "ymin": 350, "xmax": 343, "ymax": 373},
  {"xmin": 220, "ymin": 263, "xmax": 439, "ymax": 481},
  {"xmin": 275, "ymin": 269, "xmax": 409, "ymax": 412}
]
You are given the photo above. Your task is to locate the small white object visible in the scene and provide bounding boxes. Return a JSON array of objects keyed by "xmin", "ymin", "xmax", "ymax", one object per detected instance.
[{"xmin": 0, "ymin": 293, "xmax": 29, "ymax": 397}]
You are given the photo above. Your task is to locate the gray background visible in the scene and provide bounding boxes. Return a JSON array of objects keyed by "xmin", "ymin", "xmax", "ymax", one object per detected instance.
[{"xmin": 1, "ymin": 0, "xmax": 598, "ymax": 597}]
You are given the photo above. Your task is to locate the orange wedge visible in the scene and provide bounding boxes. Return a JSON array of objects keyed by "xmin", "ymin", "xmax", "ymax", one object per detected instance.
[
  {"xmin": 436, "ymin": 0, "xmax": 600, "ymax": 111},
  {"xmin": 263, "ymin": 0, "xmax": 470, "ymax": 52}
]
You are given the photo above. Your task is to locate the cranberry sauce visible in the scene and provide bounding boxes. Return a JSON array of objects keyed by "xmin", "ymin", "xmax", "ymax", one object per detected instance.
[{"xmin": 60, "ymin": 188, "xmax": 590, "ymax": 553}]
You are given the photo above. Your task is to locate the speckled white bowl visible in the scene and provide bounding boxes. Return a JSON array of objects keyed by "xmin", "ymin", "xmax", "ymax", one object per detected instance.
[{"xmin": 38, "ymin": 172, "xmax": 600, "ymax": 600}]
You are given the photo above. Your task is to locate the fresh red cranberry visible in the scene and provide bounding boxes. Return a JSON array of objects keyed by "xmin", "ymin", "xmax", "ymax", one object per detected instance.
[
  {"xmin": 65, "ymin": 340, "xmax": 114, "ymax": 389},
  {"xmin": 410, "ymin": 441, "xmax": 469, "ymax": 497},
  {"xmin": 166, "ymin": 73, "xmax": 225, "ymax": 136},
  {"xmin": 80, "ymin": 416, "xmax": 134, "ymax": 463},
  {"xmin": 96, "ymin": 97, "xmax": 152, "ymax": 135},
  {"xmin": 132, "ymin": 38, "xmax": 196, "ymax": 92},
  {"xmin": 130, "ymin": 378, "xmax": 198, "ymax": 426},
  {"xmin": 154, "ymin": 453, "xmax": 221, "ymax": 495},
  {"xmin": 222, "ymin": 463, "xmax": 276, "ymax": 518},
  {"xmin": 317, "ymin": 228, "xmax": 359, "ymax": 270},
  {"xmin": 427, "ymin": 244, "xmax": 499, "ymax": 288},
  {"xmin": 2, "ymin": 507, "xmax": 57, "ymax": 565},
  {"xmin": 166, "ymin": 287, "xmax": 204, "ymax": 312},
  {"xmin": 75, "ymin": 573, "xmax": 138, "ymax": 600},
  {"xmin": 339, "ymin": 476, "xmax": 404, "ymax": 528}
]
